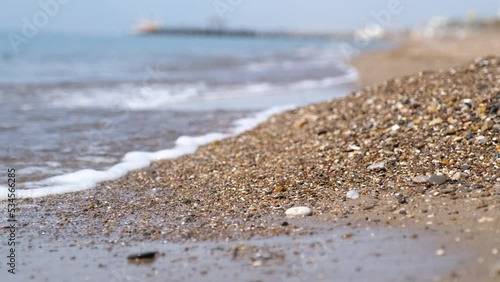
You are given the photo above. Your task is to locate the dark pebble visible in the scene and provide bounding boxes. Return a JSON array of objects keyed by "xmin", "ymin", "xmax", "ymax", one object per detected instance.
[
  {"xmin": 317, "ymin": 129, "xmax": 328, "ymax": 135},
  {"xmin": 127, "ymin": 251, "xmax": 159, "ymax": 263},
  {"xmin": 460, "ymin": 165, "xmax": 471, "ymax": 171},
  {"xmin": 461, "ymin": 188, "xmax": 472, "ymax": 193},
  {"xmin": 440, "ymin": 188, "xmax": 455, "ymax": 194},
  {"xmin": 281, "ymin": 221, "xmax": 289, "ymax": 226},
  {"xmin": 428, "ymin": 175, "xmax": 449, "ymax": 185},
  {"xmin": 489, "ymin": 103, "xmax": 499, "ymax": 114},
  {"xmin": 395, "ymin": 194, "xmax": 407, "ymax": 204},
  {"xmin": 465, "ymin": 132, "xmax": 475, "ymax": 140},
  {"xmin": 363, "ymin": 205, "xmax": 375, "ymax": 210},
  {"xmin": 472, "ymin": 183, "xmax": 485, "ymax": 190}
]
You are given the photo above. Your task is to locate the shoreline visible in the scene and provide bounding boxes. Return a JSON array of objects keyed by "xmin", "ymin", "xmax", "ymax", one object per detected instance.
[{"xmin": 4, "ymin": 33, "xmax": 500, "ymax": 281}]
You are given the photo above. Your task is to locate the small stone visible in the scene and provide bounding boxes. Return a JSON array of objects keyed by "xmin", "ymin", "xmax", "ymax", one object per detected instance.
[
  {"xmin": 429, "ymin": 118, "xmax": 444, "ymax": 126},
  {"xmin": 460, "ymin": 165, "xmax": 471, "ymax": 171},
  {"xmin": 293, "ymin": 119, "xmax": 307, "ymax": 129},
  {"xmin": 463, "ymin": 99, "xmax": 474, "ymax": 108},
  {"xmin": 395, "ymin": 194, "xmax": 407, "ymax": 204},
  {"xmin": 285, "ymin": 206, "xmax": 313, "ymax": 217},
  {"xmin": 482, "ymin": 119, "xmax": 494, "ymax": 131},
  {"xmin": 475, "ymin": 136, "xmax": 489, "ymax": 145},
  {"xmin": 346, "ymin": 145, "xmax": 361, "ymax": 152},
  {"xmin": 445, "ymin": 127, "xmax": 456, "ymax": 135},
  {"xmin": 341, "ymin": 233, "xmax": 354, "ymax": 239},
  {"xmin": 464, "ymin": 132, "xmax": 475, "ymax": 140},
  {"xmin": 428, "ymin": 175, "xmax": 448, "ymax": 185},
  {"xmin": 478, "ymin": 217, "xmax": 494, "ymax": 223},
  {"xmin": 367, "ymin": 161, "xmax": 386, "ymax": 171},
  {"xmin": 436, "ymin": 248, "xmax": 445, "ymax": 256},
  {"xmin": 451, "ymin": 172, "xmax": 462, "ymax": 181},
  {"xmin": 490, "ymin": 103, "xmax": 500, "ymax": 114},
  {"xmin": 412, "ymin": 175, "xmax": 430, "ymax": 184},
  {"xmin": 317, "ymin": 129, "xmax": 327, "ymax": 135},
  {"xmin": 127, "ymin": 251, "xmax": 159, "ymax": 264},
  {"xmin": 252, "ymin": 260, "xmax": 263, "ymax": 267},
  {"xmin": 346, "ymin": 190, "xmax": 360, "ymax": 200}
]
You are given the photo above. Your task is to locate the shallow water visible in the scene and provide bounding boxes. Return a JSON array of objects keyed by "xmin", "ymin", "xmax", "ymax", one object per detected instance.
[{"xmin": 0, "ymin": 33, "xmax": 382, "ymax": 197}]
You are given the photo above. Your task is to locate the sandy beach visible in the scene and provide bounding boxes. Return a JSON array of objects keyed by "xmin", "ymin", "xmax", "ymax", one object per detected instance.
[
  {"xmin": 4, "ymin": 32, "xmax": 500, "ymax": 281},
  {"xmin": 352, "ymin": 30, "xmax": 500, "ymax": 87}
]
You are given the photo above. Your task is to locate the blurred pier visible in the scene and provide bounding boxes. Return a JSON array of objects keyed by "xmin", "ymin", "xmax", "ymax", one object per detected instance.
[{"xmin": 134, "ymin": 21, "xmax": 352, "ymax": 40}]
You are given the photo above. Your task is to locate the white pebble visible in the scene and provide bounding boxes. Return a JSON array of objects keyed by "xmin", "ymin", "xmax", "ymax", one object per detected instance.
[
  {"xmin": 346, "ymin": 190, "xmax": 360, "ymax": 200},
  {"xmin": 285, "ymin": 206, "xmax": 313, "ymax": 217},
  {"xmin": 367, "ymin": 161, "xmax": 386, "ymax": 171},
  {"xmin": 412, "ymin": 175, "xmax": 429, "ymax": 183},
  {"xmin": 451, "ymin": 172, "xmax": 462, "ymax": 181}
]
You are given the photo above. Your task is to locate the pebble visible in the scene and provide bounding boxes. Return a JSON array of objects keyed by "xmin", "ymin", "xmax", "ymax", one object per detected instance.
[
  {"xmin": 429, "ymin": 118, "xmax": 443, "ymax": 126},
  {"xmin": 346, "ymin": 145, "xmax": 361, "ymax": 152},
  {"xmin": 346, "ymin": 190, "xmax": 360, "ymax": 200},
  {"xmin": 367, "ymin": 161, "xmax": 386, "ymax": 171},
  {"xmin": 451, "ymin": 172, "xmax": 462, "ymax": 181},
  {"xmin": 317, "ymin": 129, "xmax": 328, "ymax": 135},
  {"xmin": 460, "ymin": 165, "xmax": 471, "ymax": 171},
  {"xmin": 412, "ymin": 175, "xmax": 430, "ymax": 183},
  {"xmin": 436, "ymin": 248, "xmax": 445, "ymax": 256},
  {"xmin": 463, "ymin": 99, "xmax": 474, "ymax": 108},
  {"xmin": 293, "ymin": 119, "xmax": 307, "ymax": 129},
  {"xmin": 478, "ymin": 217, "xmax": 494, "ymax": 223},
  {"xmin": 395, "ymin": 193, "xmax": 406, "ymax": 204},
  {"xmin": 482, "ymin": 119, "xmax": 494, "ymax": 131},
  {"xmin": 285, "ymin": 206, "xmax": 313, "ymax": 217},
  {"xmin": 475, "ymin": 136, "xmax": 489, "ymax": 145},
  {"xmin": 493, "ymin": 124, "xmax": 500, "ymax": 133},
  {"xmin": 127, "ymin": 251, "xmax": 159, "ymax": 264},
  {"xmin": 428, "ymin": 175, "xmax": 448, "ymax": 185}
]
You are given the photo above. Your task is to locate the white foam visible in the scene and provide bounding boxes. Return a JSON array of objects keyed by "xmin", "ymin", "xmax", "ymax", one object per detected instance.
[
  {"xmin": 0, "ymin": 105, "xmax": 294, "ymax": 200},
  {"xmin": 47, "ymin": 67, "xmax": 358, "ymax": 111}
]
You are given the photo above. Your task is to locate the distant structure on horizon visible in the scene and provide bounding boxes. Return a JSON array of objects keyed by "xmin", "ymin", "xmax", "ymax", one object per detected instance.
[
  {"xmin": 133, "ymin": 20, "xmax": 161, "ymax": 33},
  {"xmin": 132, "ymin": 19, "xmax": 351, "ymax": 41}
]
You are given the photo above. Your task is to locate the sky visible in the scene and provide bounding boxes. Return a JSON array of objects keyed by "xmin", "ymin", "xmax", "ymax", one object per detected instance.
[{"xmin": 1, "ymin": 0, "xmax": 500, "ymax": 35}]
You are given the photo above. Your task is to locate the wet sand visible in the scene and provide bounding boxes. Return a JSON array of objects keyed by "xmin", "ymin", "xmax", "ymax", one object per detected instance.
[
  {"xmin": 3, "ymin": 33, "xmax": 500, "ymax": 281},
  {"xmin": 7, "ymin": 222, "xmax": 473, "ymax": 282}
]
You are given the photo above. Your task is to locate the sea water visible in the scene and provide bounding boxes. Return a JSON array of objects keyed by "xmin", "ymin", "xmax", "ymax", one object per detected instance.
[{"xmin": 0, "ymin": 32, "xmax": 379, "ymax": 198}]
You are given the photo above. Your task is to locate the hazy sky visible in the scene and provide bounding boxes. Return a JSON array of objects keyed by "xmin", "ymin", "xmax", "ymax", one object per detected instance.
[{"xmin": 1, "ymin": 0, "xmax": 499, "ymax": 34}]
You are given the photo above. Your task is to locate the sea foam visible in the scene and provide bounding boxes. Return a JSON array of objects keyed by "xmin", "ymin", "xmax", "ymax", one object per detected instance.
[{"xmin": 0, "ymin": 105, "xmax": 294, "ymax": 200}]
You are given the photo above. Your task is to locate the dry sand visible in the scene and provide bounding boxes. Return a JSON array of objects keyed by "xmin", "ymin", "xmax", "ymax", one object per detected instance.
[
  {"xmin": 352, "ymin": 31, "xmax": 500, "ymax": 87},
  {"xmin": 3, "ymin": 33, "xmax": 500, "ymax": 281}
]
